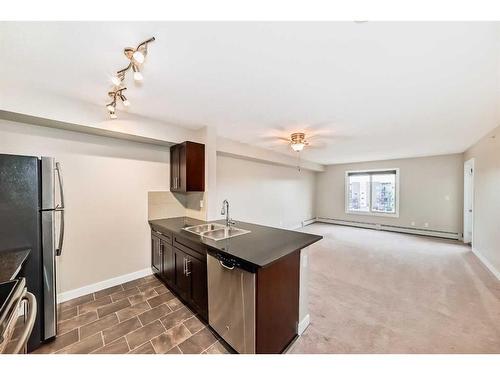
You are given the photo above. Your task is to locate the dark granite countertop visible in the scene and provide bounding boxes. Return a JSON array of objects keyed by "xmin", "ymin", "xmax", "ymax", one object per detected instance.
[
  {"xmin": 149, "ymin": 217, "xmax": 322, "ymax": 269},
  {"xmin": 0, "ymin": 248, "xmax": 30, "ymax": 283}
]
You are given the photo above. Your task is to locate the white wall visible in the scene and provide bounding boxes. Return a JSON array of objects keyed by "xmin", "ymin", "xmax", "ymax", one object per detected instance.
[
  {"xmin": 464, "ymin": 125, "xmax": 500, "ymax": 278},
  {"xmin": 316, "ymin": 154, "xmax": 464, "ymax": 234},
  {"xmin": 0, "ymin": 119, "xmax": 169, "ymax": 293},
  {"xmin": 216, "ymin": 155, "xmax": 316, "ymax": 229}
]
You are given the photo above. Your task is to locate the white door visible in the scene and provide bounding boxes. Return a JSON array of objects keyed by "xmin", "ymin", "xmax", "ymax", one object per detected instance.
[{"xmin": 463, "ymin": 158, "xmax": 474, "ymax": 244}]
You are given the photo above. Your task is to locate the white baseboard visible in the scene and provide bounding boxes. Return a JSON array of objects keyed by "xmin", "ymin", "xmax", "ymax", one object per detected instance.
[
  {"xmin": 472, "ymin": 248, "xmax": 500, "ymax": 281},
  {"xmin": 58, "ymin": 268, "xmax": 153, "ymax": 303},
  {"xmin": 317, "ymin": 218, "xmax": 459, "ymax": 240},
  {"xmin": 298, "ymin": 314, "xmax": 310, "ymax": 335}
]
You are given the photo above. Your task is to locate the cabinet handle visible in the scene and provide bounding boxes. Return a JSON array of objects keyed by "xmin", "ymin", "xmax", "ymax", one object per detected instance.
[
  {"xmin": 183, "ymin": 258, "xmax": 186, "ymax": 275},
  {"xmin": 185, "ymin": 259, "xmax": 191, "ymax": 276}
]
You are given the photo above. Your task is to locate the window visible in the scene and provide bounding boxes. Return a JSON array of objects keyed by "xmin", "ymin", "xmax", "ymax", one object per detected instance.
[{"xmin": 345, "ymin": 169, "xmax": 399, "ymax": 217}]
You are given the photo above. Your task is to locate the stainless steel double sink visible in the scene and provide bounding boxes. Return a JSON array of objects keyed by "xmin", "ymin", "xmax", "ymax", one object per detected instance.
[{"xmin": 183, "ymin": 223, "xmax": 250, "ymax": 241}]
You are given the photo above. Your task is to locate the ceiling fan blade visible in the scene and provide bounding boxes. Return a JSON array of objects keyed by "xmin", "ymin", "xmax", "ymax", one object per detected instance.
[
  {"xmin": 307, "ymin": 134, "xmax": 352, "ymax": 143},
  {"xmin": 257, "ymin": 135, "xmax": 289, "ymax": 141},
  {"xmin": 307, "ymin": 143, "xmax": 326, "ymax": 149},
  {"xmin": 307, "ymin": 134, "xmax": 336, "ymax": 140}
]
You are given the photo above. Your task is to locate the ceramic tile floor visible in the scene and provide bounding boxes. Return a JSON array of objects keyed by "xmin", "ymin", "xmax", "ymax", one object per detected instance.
[{"xmin": 33, "ymin": 275, "xmax": 229, "ymax": 354}]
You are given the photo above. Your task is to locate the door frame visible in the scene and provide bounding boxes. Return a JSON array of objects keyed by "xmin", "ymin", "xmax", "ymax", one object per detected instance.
[{"xmin": 463, "ymin": 158, "xmax": 475, "ymax": 244}]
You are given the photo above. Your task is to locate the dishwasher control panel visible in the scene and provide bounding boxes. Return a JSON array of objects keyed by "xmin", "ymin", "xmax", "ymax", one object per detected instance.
[{"xmin": 211, "ymin": 252, "xmax": 256, "ymax": 273}]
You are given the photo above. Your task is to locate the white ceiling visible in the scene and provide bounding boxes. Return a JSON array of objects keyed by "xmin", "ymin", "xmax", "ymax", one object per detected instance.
[{"xmin": 1, "ymin": 22, "xmax": 499, "ymax": 164}]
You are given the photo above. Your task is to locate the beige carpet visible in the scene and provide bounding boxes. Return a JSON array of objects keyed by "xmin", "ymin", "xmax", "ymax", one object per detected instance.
[{"xmin": 289, "ymin": 223, "xmax": 500, "ymax": 354}]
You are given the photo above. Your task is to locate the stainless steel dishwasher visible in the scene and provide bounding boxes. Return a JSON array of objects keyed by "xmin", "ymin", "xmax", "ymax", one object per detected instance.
[{"xmin": 207, "ymin": 253, "xmax": 256, "ymax": 354}]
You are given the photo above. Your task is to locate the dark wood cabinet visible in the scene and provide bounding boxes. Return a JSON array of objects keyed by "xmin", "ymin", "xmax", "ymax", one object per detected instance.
[
  {"xmin": 173, "ymin": 247, "xmax": 190, "ymax": 300},
  {"xmin": 170, "ymin": 144, "xmax": 181, "ymax": 191},
  {"xmin": 161, "ymin": 242, "xmax": 174, "ymax": 283},
  {"xmin": 150, "ymin": 228, "xmax": 208, "ymax": 321},
  {"xmin": 170, "ymin": 141, "xmax": 205, "ymax": 192},
  {"xmin": 255, "ymin": 251, "xmax": 300, "ymax": 354},
  {"xmin": 188, "ymin": 255, "xmax": 208, "ymax": 319},
  {"xmin": 151, "ymin": 234, "xmax": 161, "ymax": 274}
]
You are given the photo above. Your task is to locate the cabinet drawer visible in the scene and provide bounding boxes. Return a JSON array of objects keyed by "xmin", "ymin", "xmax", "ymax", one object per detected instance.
[
  {"xmin": 151, "ymin": 228, "xmax": 173, "ymax": 245},
  {"xmin": 173, "ymin": 235, "xmax": 207, "ymax": 260}
]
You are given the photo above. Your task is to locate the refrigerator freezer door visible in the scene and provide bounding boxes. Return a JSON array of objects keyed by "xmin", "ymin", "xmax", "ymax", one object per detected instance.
[{"xmin": 40, "ymin": 157, "xmax": 55, "ymax": 210}]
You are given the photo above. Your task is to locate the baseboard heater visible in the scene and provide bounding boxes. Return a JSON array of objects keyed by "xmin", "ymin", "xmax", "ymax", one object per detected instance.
[
  {"xmin": 302, "ymin": 218, "xmax": 317, "ymax": 227},
  {"xmin": 314, "ymin": 217, "xmax": 460, "ymax": 240}
]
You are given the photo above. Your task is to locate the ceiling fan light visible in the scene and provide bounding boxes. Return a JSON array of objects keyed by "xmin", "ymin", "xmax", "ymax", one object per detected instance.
[
  {"xmin": 122, "ymin": 99, "xmax": 130, "ymax": 107},
  {"xmin": 291, "ymin": 143, "xmax": 305, "ymax": 152},
  {"xmin": 106, "ymin": 104, "xmax": 115, "ymax": 112}
]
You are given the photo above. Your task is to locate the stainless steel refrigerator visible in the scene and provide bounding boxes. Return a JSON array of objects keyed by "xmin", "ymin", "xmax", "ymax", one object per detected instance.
[{"xmin": 0, "ymin": 154, "xmax": 64, "ymax": 351}]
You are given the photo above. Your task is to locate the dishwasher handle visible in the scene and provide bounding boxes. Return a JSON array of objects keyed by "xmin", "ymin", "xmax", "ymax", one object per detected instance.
[{"xmin": 219, "ymin": 260, "xmax": 235, "ymax": 270}]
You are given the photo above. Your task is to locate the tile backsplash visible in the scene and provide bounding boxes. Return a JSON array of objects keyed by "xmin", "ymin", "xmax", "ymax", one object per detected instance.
[{"xmin": 148, "ymin": 191, "xmax": 206, "ymax": 220}]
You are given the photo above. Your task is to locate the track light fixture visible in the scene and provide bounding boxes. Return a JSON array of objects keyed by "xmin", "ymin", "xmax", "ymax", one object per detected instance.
[
  {"xmin": 132, "ymin": 64, "xmax": 143, "ymax": 81},
  {"xmin": 106, "ymin": 87, "xmax": 130, "ymax": 118},
  {"xmin": 106, "ymin": 37, "xmax": 155, "ymax": 119}
]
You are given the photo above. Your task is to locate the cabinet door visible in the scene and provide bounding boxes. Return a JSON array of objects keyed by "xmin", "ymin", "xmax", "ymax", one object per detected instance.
[
  {"xmin": 174, "ymin": 248, "xmax": 190, "ymax": 299},
  {"xmin": 170, "ymin": 145, "xmax": 180, "ymax": 191},
  {"xmin": 187, "ymin": 255, "xmax": 208, "ymax": 320},
  {"xmin": 151, "ymin": 234, "xmax": 161, "ymax": 274},
  {"xmin": 178, "ymin": 143, "xmax": 187, "ymax": 192},
  {"xmin": 161, "ymin": 241, "xmax": 174, "ymax": 284}
]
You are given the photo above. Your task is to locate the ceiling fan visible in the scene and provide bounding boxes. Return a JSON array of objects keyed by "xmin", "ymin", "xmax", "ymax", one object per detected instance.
[
  {"xmin": 257, "ymin": 125, "xmax": 339, "ymax": 151},
  {"xmin": 253, "ymin": 123, "xmax": 344, "ymax": 171},
  {"xmin": 290, "ymin": 132, "xmax": 309, "ymax": 152}
]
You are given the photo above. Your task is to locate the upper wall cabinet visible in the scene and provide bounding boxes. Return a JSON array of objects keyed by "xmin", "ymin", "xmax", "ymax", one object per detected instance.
[{"xmin": 170, "ymin": 141, "xmax": 205, "ymax": 192}]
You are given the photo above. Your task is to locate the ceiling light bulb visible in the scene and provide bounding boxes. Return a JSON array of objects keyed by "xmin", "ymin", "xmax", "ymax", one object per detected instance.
[
  {"xmin": 111, "ymin": 76, "xmax": 122, "ymax": 86},
  {"xmin": 291, "ymin": 143, "xmax": 305, "ymax": 152},
  {"xmin": 122, "ymin": 99, "xmax": 130, "ymax": 107},
  {"xmin": 110, "ymin": 112, "xmax": 117, "ymax": 119},
  {"xmin": 133, "ymin": 71, "xmax": 143, "ymax": 81},
  {"xmin": 132, "ymin": 50, "xmax": 145, "ymax": 64},
  {"xmin": 106, "ymin": 104, "xmax": 115, "ymax": 112},
  {"xmin": 132, "ymin": 64, "xmax": 143, "ymax": 81}
]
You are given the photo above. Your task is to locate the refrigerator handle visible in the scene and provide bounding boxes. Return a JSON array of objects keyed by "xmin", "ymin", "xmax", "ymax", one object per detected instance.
[{"xmin": 55, "ymin": 162, "xmax": 65, "ymax": 256}]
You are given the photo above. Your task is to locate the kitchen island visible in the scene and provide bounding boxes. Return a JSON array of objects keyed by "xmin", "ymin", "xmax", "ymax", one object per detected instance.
[{"xmin": 148, "ymin": 217, "xmax": 322, "ymax": 354}]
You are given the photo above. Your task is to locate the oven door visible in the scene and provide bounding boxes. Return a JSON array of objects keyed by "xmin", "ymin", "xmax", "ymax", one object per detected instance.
[{"xmin": 0, "ymin": 278, "xmax": 37, "ymax": 354}]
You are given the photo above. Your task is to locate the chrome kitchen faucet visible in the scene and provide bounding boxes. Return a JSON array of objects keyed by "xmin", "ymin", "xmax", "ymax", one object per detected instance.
[{"xmin": 221, "ymin": 199, "xmax": 236, "ymax": 227}]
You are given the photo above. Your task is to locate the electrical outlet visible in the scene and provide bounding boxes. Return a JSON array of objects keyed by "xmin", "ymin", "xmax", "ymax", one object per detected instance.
[
  {"xmin": 199, "ymin": 200, "xmax": 204, "ymax": 208},
  {"xmin": 411, "ymin": 221, "xmax": 416, "ymax": 226},
  {"xmin": 424, "ymin": 222, "xmax": 429, "ymax": 228}
]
